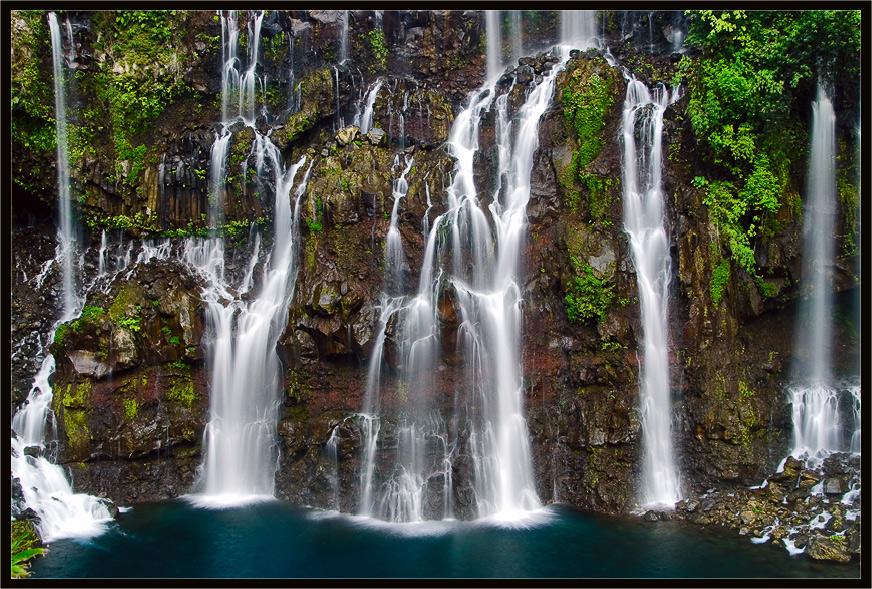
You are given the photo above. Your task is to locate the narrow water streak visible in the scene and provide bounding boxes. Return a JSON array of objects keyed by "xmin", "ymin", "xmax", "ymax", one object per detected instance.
[{"xmin": 621, "ymin": 79, "xmax": 680, "ymax": 506}]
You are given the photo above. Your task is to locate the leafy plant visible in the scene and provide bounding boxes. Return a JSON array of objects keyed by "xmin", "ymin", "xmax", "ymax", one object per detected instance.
[
  {"xmin": 564, "ymin": 259, "xmax": 615, "ymax": 323},
  {"xmin": 11, "ymin": 531, "xmax": 45, "ymax": 578},
  {"xmin": 683, "ymin": 9, "xmax": 861, "ymax": 275}
]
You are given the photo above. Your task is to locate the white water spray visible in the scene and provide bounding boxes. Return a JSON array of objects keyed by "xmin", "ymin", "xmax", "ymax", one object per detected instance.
[{"xmin": 561, "ymin": 10, "xmax": 597, "ymax": 49}]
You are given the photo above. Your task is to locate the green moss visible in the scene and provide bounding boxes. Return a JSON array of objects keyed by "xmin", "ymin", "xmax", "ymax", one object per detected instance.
[
  {"xmin": 580, "ymin": 174, "xmax": 618, "ymax": 224},
  {"xmin": 563, "ymin": 69, "xmax": 615, "ymax": 168},
  {"xmin": 165, "ymin": 362, "xmax": 198, "ymax": 409},
  {"xmin": 123, "ymin": 398, "xmax": 138, "ymax": 420},
  {"xmin": 709, "ymin": 258, "xmax": 730, "ymax": 306},
  {"xmin": 62, "ymin": 379, "xmax": 92, "ymax": 409},
  {"xmin": 53, "ymin": 323, "xmax": 69, "ymax": 347}
]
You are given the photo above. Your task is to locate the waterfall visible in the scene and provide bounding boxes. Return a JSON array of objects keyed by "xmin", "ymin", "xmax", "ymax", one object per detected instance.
[
  {"xmin": 849, "ymin": 385, "xmax": 861, "ymax": 454},
  {"xmin": 803, "ymin": 87, "xmax": 837, "ymax": 388},
  {"xmin": 48, "ymin": 12, "xmax": 79, "ymax": 322},
  {"xmin": 357, "ymin": 79, "xmax": 383, "ymax": 135},
  {"xmin": 509, "ymin": 11, "xmax": 523, "ymax": 66},
  {"xmin": 621, "ymin": 79, "xmax": 681, "ymax": 507},
  {"xmin": 485, "ymin": 11, "xmax": 501, "ymax": 81},
  {"xmin": 788, "ymin": 86, "xmax": 847, "ymax": 462},
  {"xmin": 359, "ymin": 46, "xmax": 570, "ymax": 522},
  {"xmin": 560, "ymin": 10, "xmax": 597, "ymax": 49},
  {"xmin": 9, "ymin": 13, "xmax": 113, "ymax": 542},
  {"xmin": 385, "ymin": 156, "xmax": 413, "ymax": 292},
  {"xmin": 185, "ymin": 10, "xmax": 313, "ymax": 505},
  {"xmin": 240, "ymin": 11, "xmax": 264, "ymax": 125},
  {"xmin": 340, "ymin": 10, "xmax": 349, "ymax": 65},
  {"xmin": 187, "ymin": 155, "xmax": 310, "ymax": 505},
  {"xmin": 220, "ymin": 10, "xmax": 240, "ymax": 125}
]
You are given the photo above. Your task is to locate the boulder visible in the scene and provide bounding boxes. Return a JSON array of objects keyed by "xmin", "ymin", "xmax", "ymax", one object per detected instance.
[
  {"xmin": 806, "ymin": 534, "xmax": 852, "ymax": 563},
  {"xmin": 336, "ymin": 126, "xmax": 359, "ymax": 146}
]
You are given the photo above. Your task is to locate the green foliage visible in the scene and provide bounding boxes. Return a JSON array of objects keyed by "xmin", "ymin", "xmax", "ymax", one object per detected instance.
[
  {"xmin": 11, "ymin": 528, "xmax": 45, "ymax": 579},
  {"xmin": 306, "ymin": 196, "xmax": 324, "ymax": 232},
  {"xmin": 368, "ymin": 29, "xmax": 389, "ymax": 70},
  {"xmin": 683, "ymin": 9, "xmax": 860, "ymax": 275},
  {"xmin": 116, "ymin": 315, "xmax": 141, "ymax": 333},
  {"xmin": 11, "ymin": 11, "xmax": 53, "ymax": 120},
  {"xmin": 169, "ymin": 336, "xmax": 181, "ymax": 346},
  {"xmin": 563, "ymin": 70, "xmax": 615, "ymax": 169},
  {"xmin": 564, "ymin": 258, "xmax": 615, "ymax": 323},
  {"xmin": 709, "ymin": 258, "xmax": 730, "ymax": 306},
  {"xmin": 53, "ymin": 323, "xmax": 69, "ymax": 347}
]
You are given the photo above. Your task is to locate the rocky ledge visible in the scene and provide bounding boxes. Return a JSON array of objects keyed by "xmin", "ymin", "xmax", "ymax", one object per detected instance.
[{"xmin": 641, "ymin": 453, "xmax": 861, "ymax": 565}]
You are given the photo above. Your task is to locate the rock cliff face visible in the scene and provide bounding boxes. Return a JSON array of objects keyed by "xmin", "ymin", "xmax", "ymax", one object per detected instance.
[{"xmin": 11, "ymin": 9, "xmax": 860, "ymax": 528}]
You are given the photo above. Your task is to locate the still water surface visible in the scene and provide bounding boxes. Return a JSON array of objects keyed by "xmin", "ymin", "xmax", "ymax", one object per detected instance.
[{"xmin": 30, "ymin": 500, "xmax": 859, "ymax": 579}]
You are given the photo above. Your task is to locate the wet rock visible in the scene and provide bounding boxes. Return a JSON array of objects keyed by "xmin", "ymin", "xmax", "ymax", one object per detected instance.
[
  {"xmin": 226, "ymin": 117, "xmax": 246, "ymax": 134},
  {"xmin": 823, "ymin": 477, "xmax": 844, "ymax": 495},
  {"xmin": 366, "ymin": 127, "xmax": 386, "ymax": 146},
  {"xmin": 336, "ymin": 126, "xmax": 359, "ymax": 146},
  {"xmin": 67, "ymin": 350, "xmax": 112, "ymax": 379},
  {"xmin": 806, "ymin": 534, "xmax": 852, "ymax": 563}
]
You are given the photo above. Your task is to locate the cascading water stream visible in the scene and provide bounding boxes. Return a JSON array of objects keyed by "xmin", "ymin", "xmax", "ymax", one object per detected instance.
[
  {"xmin": 385, "ymin": 156, "xmax": 413, "ymax": 291},
  {"xmin": 359, "ymin": 45, "xmax": 571, "ymax": 523},
  {"xmin": 49, "ymin": 12, "xmax": 79, "ymax": 321},
  {"xmin": 485, "ymin": 11, "xmax": 501, "ymax": 81},
  {"xmin": 560, "ymin": 10, "xmax": 597, "ymax": 49},
  {"xmin": 188, "ymin": 11, "xmax": 315, "ymax": 504},
  {"xmin": 340, "ymin": 10, "xmax": 349, "ymax": 65},
  {"xmin": 187, "ymin": 155, "xmax": 309, "ymax": 505},
  {"xmin": 10, "ymin": 12, "xmax": 113, "ymax": 542},
  {"xmin": 357, "ymin": 79, "xmax": 383, "ymax": 135},
  {"xmin": 621, "ymin": 78, "xmax": 681, "ymax": 507},
  {"xmin": 788, "ymin": 86, "xmax": 855, "ymax": 463}
]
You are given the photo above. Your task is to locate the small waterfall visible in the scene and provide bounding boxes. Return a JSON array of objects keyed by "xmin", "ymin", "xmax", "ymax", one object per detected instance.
[
  {"xmin": 789, "ymin": 383, "xmax": 842, "ymax": 458},
  {"xmin": 621, "ymin": 79, "xmax": 681, "ymax": 507},
  {"xmin": 849, "ymin": 385, "xmax": 861, "ymax": 454},
  {"xmin": 385, "ymin": 156, "xmax": 413, "ymax": 292},
  {"xmin": 240, "ymin": 11, "xmax": 264, "ymax": 125},
  {"xmin": 358, "ymin": 79, "xmax": 383, "ymax": 135},
  {"xmin": 97, "ymin": 230, "xmax": 108, "ymax": 278},
  {"xmin": 340, "ymin": 10, "xmax": 349, "ymax": 65},
  {"xmin": 326, "ymin": 428, "xmax": 341, "ymax": 510},
  {"xmin": 188, "ymin": 155, "xmax": 310, "ymax": 504},
  {"xmin": 220, "ymin": 10, "xmax": 240, "ymax": 124},
  {"xmin": 374, "ymin": 10, "xmax": 384, "ymax": 32},
  {"xmin": 509, "ymin": 11, "xmax": 523, "ymax": 66},
  {"xmin": 561, "ymin": 10, "xmax": 597, "ymax": 49},
  {"xmin": 485, "ymin": 11, "xmax": 501, "ymax": 81},
  {"xmin": 789, "ymin": 87, "xmax": 850, "ymax": 463}
]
